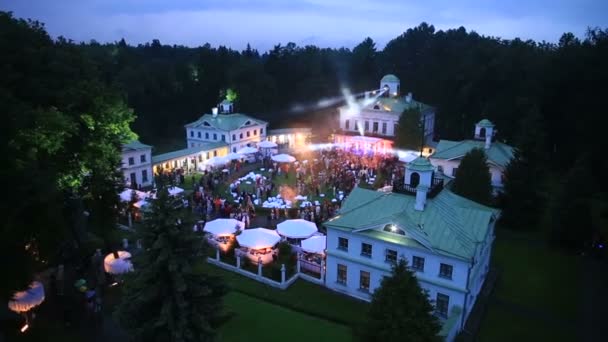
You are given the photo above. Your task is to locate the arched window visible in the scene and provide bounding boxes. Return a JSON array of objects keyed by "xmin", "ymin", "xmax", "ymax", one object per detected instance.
[
  {"xmin": 383, "ymin": 224, "xmax": 405, "ymax": 235},
  {"xmin": 479, "ymin": 127, "xmax": 486, "ymax": 138},
  {"xmin": 409, "ymin": 172, "xmax": 420, "ymax": 187}
]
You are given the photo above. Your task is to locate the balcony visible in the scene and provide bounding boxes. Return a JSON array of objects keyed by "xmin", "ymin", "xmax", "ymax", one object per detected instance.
[{"xmin": 392, "ymin": 176, "xmax": 444, "ymax": 198}]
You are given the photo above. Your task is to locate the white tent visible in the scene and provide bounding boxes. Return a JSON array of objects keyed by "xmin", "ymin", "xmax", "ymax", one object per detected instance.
[
  {"xmin": 205, "ymin": 156, "xmax": 229, "ymax": 167},
  {"xmin": 397, "ymin": 150, "xmax": 420, "ymax": 163},
  {"xmin": 271, "ymin": 154, "xmax": 296, "ymax": 163},
  {"xmin": 277, "ymin": 219, "xmax": 318, "ymax": 239},
  {"xmin": 225, "ymin": 152, "xmax": 243, "ymax": 161},
  {"xmin": 104, "ymin": 251, "xmax": 133, "ymax": 275},
  {"xmin": 8, "ymin": 281, "xmax": 45, "ymax": 313},
  {"xmin": 204, "ymin": 218, "xmax": 245, "ymax": 237},
  {"xmin": 237, "ymin": 146, "xmax": 258, "ymax": 154},
  {"xmin": 236, "ymin": 228, "xmax": 281, "ymax": 249},
  {"xmin": 168, "ymin": 186, "xmax": 184, "ymax": 196},
  {"xmin": 301, "ymin": 235, "xmax": 326, "ymax": 254},
  {"xmin": 119, "ymin": 189, "xmax": 148, "ymax": 202},
  {"xmin": 258, "ymin": 140, "xmax": 277, "ymax": 148}
]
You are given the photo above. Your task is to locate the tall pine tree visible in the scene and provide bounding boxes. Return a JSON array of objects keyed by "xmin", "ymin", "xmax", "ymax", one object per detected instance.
[
  {"xmin": 115, "ymin": 175, "xmax": 227, "ymax": 342},
  {"xmin": 359, "ymin": 258, "xmax": 441, "ymax": 341},
  {"xmin": 451, "ymin": 148, "xmax": 493, "ymax": 205},
  {"xmin": 395, "ymin": 107, "xmax": 423, "ymax": 151}
]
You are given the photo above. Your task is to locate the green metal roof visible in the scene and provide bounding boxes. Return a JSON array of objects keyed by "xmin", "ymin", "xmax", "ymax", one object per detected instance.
[
  {"xmin": 408, "ymin": 157, "xmax": 434, "ymax": 172},
  {"xmin": 477, "ymin": 119, "xmax": 494, "ymax": 128},
  {"xmin": 381, "ymin": 74, "xmax": 400, "ymax": 83},
  {"xmin": 185, "ymin": 113, "xmax": 267, "ymax": 131},
  {"xmin": 431, "ymin": 140, "xmax": 514, "ymax": 168},
  {"xmin": 151, "ymin": 142, "xmax": 227, "ymax": 164},
  {"xmin": 122, "ymin": 140, "xmax": 152, "ymax": 152},
  {"xmin": 325, "ymin": 187, "xmax": 498, "ymax": 260}
]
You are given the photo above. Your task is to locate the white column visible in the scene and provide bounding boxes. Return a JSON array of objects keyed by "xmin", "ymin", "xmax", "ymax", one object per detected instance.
[
  {"xmin": 236, "ymin": 255, "xmax": 241, "ymax": 268},
  {"xmin": 296, "ymin": 253, "xmax": 301, "ymax": 273},
  {"xmin": 281, "ymin": 264, "xmax": 286, "ymax": 283},
  {"xmin": 215, "ymin": 248, "xmax": 220, "ymax": 261}
]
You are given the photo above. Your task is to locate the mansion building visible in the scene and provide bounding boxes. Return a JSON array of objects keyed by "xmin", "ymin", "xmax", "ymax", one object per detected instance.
[
  {"xmin": 324, "ymin": 157, "xmax": 498, "ymax": 341},
  {"xmin": 334, "ymin": 74, "xmax": 436, "ymax": 153}
]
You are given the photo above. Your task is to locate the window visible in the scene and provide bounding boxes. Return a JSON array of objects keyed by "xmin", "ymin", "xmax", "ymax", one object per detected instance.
[
  {"xmin": 190, "ymin": 130, "xmax": 194, "ymax": 137},
  {"xmin": 260, "ymin": 128, "xmax": 264, "ymax": 135},
  {"xmin": 140, "ymin": 154, "xmax": 146, "ymax": 163},
  {"xmin": 385, "ymin": 249, "xmax": 397, "ymax": 263},
  {"xmin": 141, "ymin": 170, "xmax": 148, "ymax": 183},
  {"xmin": 254, "ymin": 130, "xmax": 257, "ymax": 136},
  {"xmin": 240, "ymin": 133, "xmax": 243, "ymax": 139},
  {"xmin": 206, "ymin": 152, "xmax": 210, "ymax": 159},
  {"xmin": 354, "ymin": 121, "xmax": 359, "ymax": 131},
  {"xmin": 412, "ymin": 256, "xmax": 425, "ymax": 271},
  {"xmin": 205, "ymin": 132, "xmax": 209, "ymax": 139},
  {"xmin": 198, "ymin": 155, "xmax": 202, "ymax": 162},
  {"xmin": 439, "ymin": 263, "xmax": 453, "ymax": 279},
  {"xmin": 232, "ymin": 134, "xmax": 236, "ymax": 141},
  {"xmin": 128, "ymin": 157, "xmax": 134, "ymax": 166},
  {"xmin": 394, "ymin": 123, "xmax": 398, "ymax": 135},
  {"xmin": 232, "ymin": 147, "xmax": 236, "ymax": 153},
  {"xmin": 245, "ymin": 120, "xmax": 251, "ymax": 125},
  {"xmin": 213, "ymin": 133, "xmax": 217, "ymax": 140},
  {"xmin": 436, "ymin": 293, "xmax": 449, "ymax": 318},
  {"xmin": 373, "ymin": 121, "xmax": 379, "ymax": 133},
  {"xmin": 221, "ymin": 134, "xmax": 225, "ymax": 141},
  {"xmin": 203, "ymin": 121, "xmax": 210, "ymax": 126},
  {"xmin": 359, "ymin": 271, "xmax": 370, "ymax": 291},
  {"xmin": 452, "ymin": 168, "xmax": 458, "ymax": 177},
  {"xmin": 338, "ymin": 237, "xmax": 348, "ymax": 251},
  {"xmin": 364, "ymin": 121, "xmax": 369, "ymax": 132},
  {"xmin": 382, "ymin": 122, "xmax": 387, "ymax": 134},
  {"xmin": 383, "ymin": 224, "xmax": 405, "ymax": 235},
  {"xmin": 345, "ymin": 119, "xmax": 350, "ymax": 130},
  {"xmin": 361, "ymin": 243, "xmax": 372, "ymax": 257},
  {"xmin": 197, "ymin": 131, "xmax": 201, "ymax": 138},
  {"xmin": 213, "ymin": 150, "xmax": 218, "ymax": 157},
  {"xmin": 247, "ymin": 131, "xmax": 250, "ymax": 137},
  {"xmin": 337, "ymin": 264, "xmax": 347, "ymax": 284}
]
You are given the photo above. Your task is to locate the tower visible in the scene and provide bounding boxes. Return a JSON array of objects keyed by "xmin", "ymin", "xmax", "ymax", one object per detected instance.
[
  {"xmin": 219, "ymin": 100, "xmax": 233, "ymax": 114},
  {"xmin": 474, "ymin": 119, "xmax": 495, "ymax": 149},
  {"xmin": 405, "ymin": 157, "xmax": 434, "ymax": 211},
  {"xmin": 380, "ymin": 74, "xmax": 400, "ymax": 97}
]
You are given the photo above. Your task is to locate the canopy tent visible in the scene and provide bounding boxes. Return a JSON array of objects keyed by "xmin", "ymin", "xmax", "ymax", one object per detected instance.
[
  {"xmin": 225, "ymin": 152, "xmax": 243, "ymax": 161},
  {"xmin": 276, "ymin": 219, "xmax": 318, "ymax": 239},
  {"xmin": 237, "ymin": 146, "xmax": 258, "ymax": 154},
  {"xmin": 301, "ymin": 235, "xmax": 326, "ymax": 254},
  {"xmin": 271, "ymin": 154, "xmax": 296, "ymax": 163},
  {"xmin": 205, "ymin": 156, "xmax": 229, "ymax": 167},
  {"xmin": 258, "ymin": 140, "xmax": 277, "ymax": 148},
  {"xmin": 104, "ymin": 251, "xmax": 133, "ymax": 275},
  {"xmin": 8, "ymin": 281, "xmax": 45, "ymax": 313},
  {"xmin": 236, "ymin": 228, "xmax": 281, "ymax": 249},
  {"xmin": 168, "ymin": 186, "xmax": 184, "ymax": 196},
  {"xmin": 203, "ymin": 218, "xmax": 245, "ymax": 237},
  {"xmin": 119, "ymin": 189, "xmax": 148, "ymax": 202}
]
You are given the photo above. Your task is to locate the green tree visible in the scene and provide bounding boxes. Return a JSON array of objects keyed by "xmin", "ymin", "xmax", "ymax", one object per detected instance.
[
  {"xmin": 115, "ymin": 176, "xmax": 227, "ymax": 342},
  {"xmin": 359, "ymin": 258, "xmax": 441, "ymax": 342},
  {"xmin": 452, "ymin": 148, "xmax": 493, "ymax": 205},
  {"xmin": 395, "ymin": 107, "xmax": 423, "ymax": 150}
]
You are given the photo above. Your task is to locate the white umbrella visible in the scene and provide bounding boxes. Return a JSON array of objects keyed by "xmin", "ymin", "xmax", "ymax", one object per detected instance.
[
  {"xmin": 236, "ymin": 228, "xmax": 281, "ymax": 249},
  {"xmin": 205, "ymin": 156, "xmax": 229, "ymax": 167},
  {"xmin": 226, "ymin": 152, "xmax": 243, "ymax": 161},
  {"xmin": 168, "ymin": 186, "xmax": 184, "ymax": 196},
  {"xmin": 237, "ymin": 146, "xmax": 258, "ymax": 154},
  {"xmin": 301, "ymin": 235, "xmax": 326, "ymax": 254},
  {"xmin": 8, "ymin": 281, "xmax": 45, "ymax": 313},
  {"xmin": 104, "ymin": 251, "xmax": 133, "ymax": 275},
  {"xmin": 204, "ymin": 218, "xmax": 245, "ymax": 237},
  {"xmin": 258, "ymin": 141, "xmax": 278, "ymax": 148},
  {"xmin": 271, "ymin": 154, "xmax": 296, "ymax": 163},
  {"xmin": 277, "ymin": 219, "xmax": 318, "ymax": 239},
  {"xmin": 119, "ymin": 189, "xmax": 148, "ymax": 202}
]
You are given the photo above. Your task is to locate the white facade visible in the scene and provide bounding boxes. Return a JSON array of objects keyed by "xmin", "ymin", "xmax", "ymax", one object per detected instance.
[{"xmin": 121, "ymin": 142, "xmax": 153, "ymax": 188}]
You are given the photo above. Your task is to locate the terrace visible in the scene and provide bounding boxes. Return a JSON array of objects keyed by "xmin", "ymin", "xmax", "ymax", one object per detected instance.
[{"xmin": 391, "ymin": 176, "xmax": 444, "ymax": 198}]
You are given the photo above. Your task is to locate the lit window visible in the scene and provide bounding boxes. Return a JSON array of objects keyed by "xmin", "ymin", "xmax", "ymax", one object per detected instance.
[
  {"xmin": 439, "ymin": 263, "xmax": 453, "ymax": 279},
  {"xmin": 359, "ymin": 271, "xmax": 370, "ymax": 291},
  {"xmin": 337, "ymin": 264, "xmax": 347, "ymax": 284}
]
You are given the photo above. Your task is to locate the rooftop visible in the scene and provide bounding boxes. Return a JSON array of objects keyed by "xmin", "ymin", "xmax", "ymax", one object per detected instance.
[
  {"xmin": 151, "ymin": 142, "xmax": 227, "ymax": 164},
  {"xmin": 431, "ymin": 140, "xmax": 514, "ymax": 168},
  {"xmin": 381, "ymin": 74, "xmax": 400, "ymax": 83},
  {"xmin": 362, "ymin": 96, "xmax": 434, "ymax": 115},
  {"xmin": 122, "ymin": 140, "xmax": 152, "ymax": 152},
  {"xmin": 325, "ymin": 187, "xmax": 499, "ymax": 260},
  {"xmin": 477, "ymin": 119, "xmax": 494, "ymax": 128},
  {"xmin": 185, "ymin": 113, "xmax": 267, "ymax": 131}
]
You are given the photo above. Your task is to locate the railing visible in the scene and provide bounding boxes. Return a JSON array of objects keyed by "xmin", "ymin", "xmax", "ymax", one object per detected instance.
[{"xmin": 392, "ymin": 177, "xmax": 444, "ymax": 198}]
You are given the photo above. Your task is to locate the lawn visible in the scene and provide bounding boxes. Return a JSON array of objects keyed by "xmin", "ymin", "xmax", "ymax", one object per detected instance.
[{"xmin": 219, "ymin": 292, "xmax": 353, "ymax": 342}]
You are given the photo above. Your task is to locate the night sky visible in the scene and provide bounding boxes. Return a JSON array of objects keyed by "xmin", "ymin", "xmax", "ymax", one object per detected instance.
[{"xmin": 3, "ymin": 0, "xmax": 607, "ymax": 50}]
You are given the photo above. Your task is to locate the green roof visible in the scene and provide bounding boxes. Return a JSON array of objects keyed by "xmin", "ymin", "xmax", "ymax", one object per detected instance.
[
  {"xmin": 477, "ymin": 119, "xmax": 494, "ymax": 128},
  {"xmin": 185, "ymin": 113, "xmax": 267, "ymax": 131},
  {"xmin": 381, "ymin": 74, "xmax": 400, "ymax": 83},
  {"xmin": 325, "ymin": 187, "xmax": 498, "ymax": 260},
  {"xmin": 122, "ymin": 140, "xmax": 152, "ymax": 152},
  {"xmin": 408, "ymin": 157, "xmax": 434, "ymax": 172},
  {"xmin": 431, "ymin": 140, "xmax": 514, "ymax": 168},
  {"xmin": 152, "ymin": 142, "xmax": 227, "ymax": 164},
  {"xmin": 363, "ymin": 96, "xmax": 433, "ymax": 115}
]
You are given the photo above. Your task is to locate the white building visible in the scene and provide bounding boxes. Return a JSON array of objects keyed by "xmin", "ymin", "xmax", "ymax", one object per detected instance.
[
  {"xmin": 334, "ymin": 74, "xmax": 436, "ymax": 153},
  {"xmin": 121, "ymin": 141, "xmax": 153, "ymax": 189},
  {"xmin": 151, "ymin": 142, "xmax": 229, "ymax": 174},
  {"xmin": 324, "ymin": 157, "xmax": 499, "ymax": 341},
  {"xmin": 184, "ymin": 100, "xmax": 268, "ymax": 154},
  {"xmin": 430, "ymin": 119, "xmax": 514, "ymax": 188}
]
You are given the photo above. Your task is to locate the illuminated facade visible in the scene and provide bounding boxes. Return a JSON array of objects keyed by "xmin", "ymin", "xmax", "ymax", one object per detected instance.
[
  {"xmin": 121, "ymin": 141, "xmax": 153, "ymax": 189},
  {"xmin": 266, "ymin": 127, "xmax": 312, "ymax": 151}
]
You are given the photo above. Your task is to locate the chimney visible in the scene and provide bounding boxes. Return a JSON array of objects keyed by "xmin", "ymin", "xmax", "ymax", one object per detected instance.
[
  {"xmin": 212, "ymin": 107, "xmax": 218, "ymax": 117},
  {"xmin": 406, "ymin": 92, "xmax": 413, "ymax": 103},
  {"xmin": 485, "ymin": 133, "xmax": 491, "ymax": 149}
]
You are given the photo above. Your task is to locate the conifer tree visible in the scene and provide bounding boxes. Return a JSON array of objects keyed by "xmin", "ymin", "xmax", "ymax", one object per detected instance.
[{"xmin": 452, "ymin": 148, "xmax": 493, "ymax": 205}]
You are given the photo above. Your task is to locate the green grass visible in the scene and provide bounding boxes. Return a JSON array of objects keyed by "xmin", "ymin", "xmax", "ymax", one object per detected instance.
[
  {"xmin": 219, "ymin": 292, "xmax": 353, "ymax": 342},
  {"xmin": 201, "ymin": 263, "xmax": 369, "ymax": 326}
]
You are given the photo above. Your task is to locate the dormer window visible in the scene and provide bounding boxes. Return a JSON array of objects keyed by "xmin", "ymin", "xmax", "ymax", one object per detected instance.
[
  {"xmin": 245, "ymin": 120, "xmax": 251, "ymax": 126},
  {"xmin": 383, "ymin": 224, "xmax": 405, "ymax": 235},
  {"xmin": 373, "ymin": 105, "xmax": 380, "ymax": 110},
  {"xmin": 203, "ymin": 121, "xmax": 211, "ymax": 126}
]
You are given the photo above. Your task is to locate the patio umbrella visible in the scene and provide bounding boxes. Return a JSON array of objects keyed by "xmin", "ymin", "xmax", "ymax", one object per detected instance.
[
  {"xmin": 258, "ymin": 141, "xmax": 277, "ymax": 148},
  {"xmin": 271, "ymin": 154, "xmax": 296, "ymax": 163},
  {"xmin": 8, "ymin": 281, "xmax": 45, "ymax": 313},
  {"xmin": 204, "ymin": 218, "xmax": 245, "ymax": 237},
  {"xmin": 226, "ymin": 152, "xmax": 243, "ymax": 161},
  {"xmin": 119, "ymin": 189, "xmax": 148, "ymax": 202},
  {"xmin": 301, "ymin": 235, "xmax": 326, "ymax": 254},
  {"xmin": 104, "ymin": 251, "xmax": 133, "ymax": 275},
  {"xmin": 236, "ymin": 228, "xmax": 281, "ymax": 249},
  {"xmin": 168, "ymin": 186, "xmax": 184, "ymax": 196},
  {"xmin": 205, "ymin": 156, "xmax": 229, "ymax": 167},
  {"xmin": 277, "ymin": 219, "xmax": 318, "ymax": 239},
  {"xmin": 237, "ymin": 146, "xmax": 258, "ymax": 154}
]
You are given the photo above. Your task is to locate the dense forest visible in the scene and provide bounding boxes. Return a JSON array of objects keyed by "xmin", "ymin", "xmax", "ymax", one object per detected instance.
[{"xmin": 2, "ymin": 10, "xmax": 607, "ymax": 301}]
